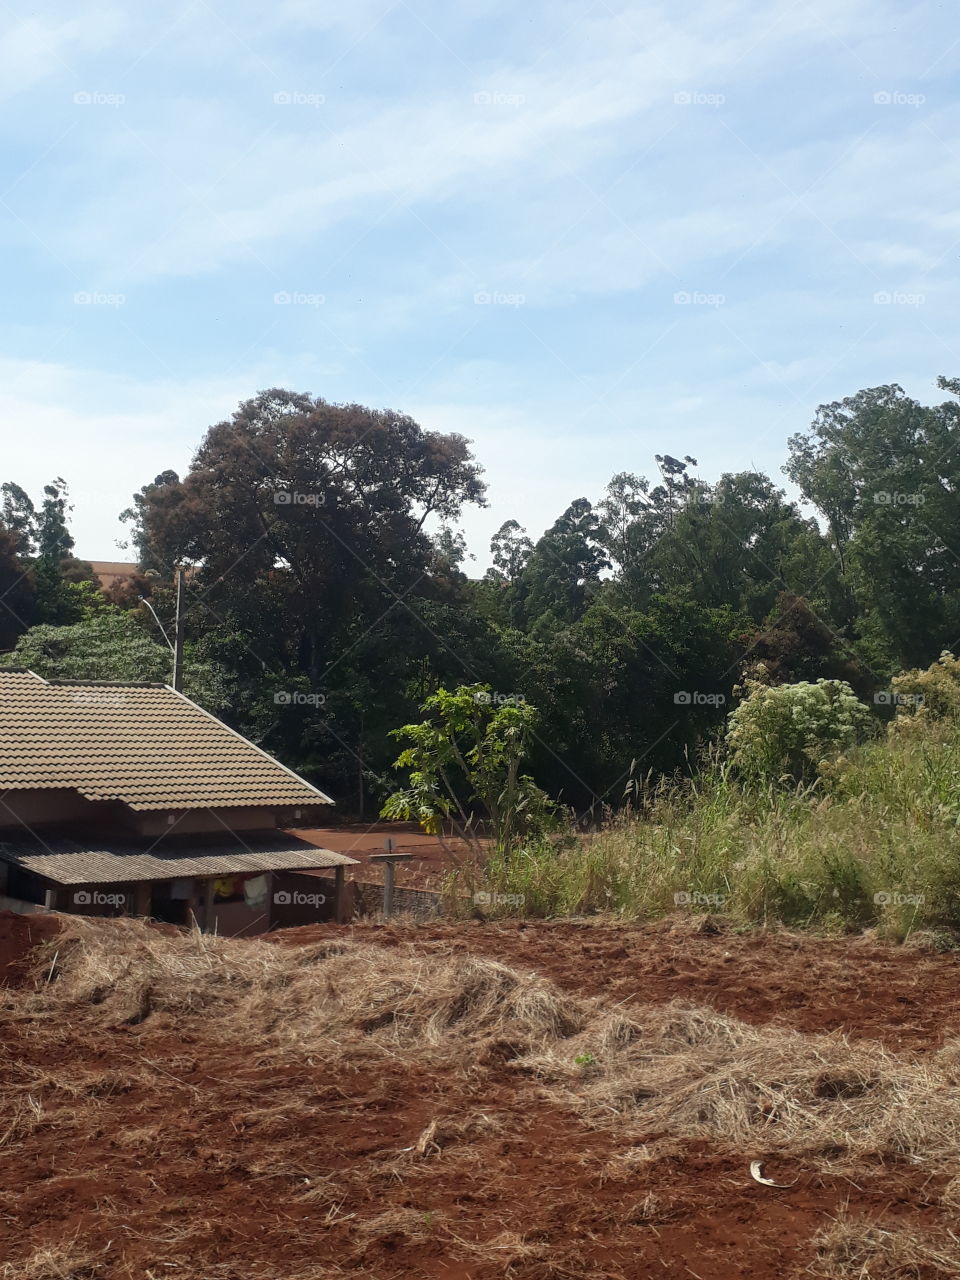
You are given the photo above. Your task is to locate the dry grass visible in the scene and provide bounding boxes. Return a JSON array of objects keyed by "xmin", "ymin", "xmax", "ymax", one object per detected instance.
[
  {"xmin": 6, "ymin": 915, "xmax": 960, "ymax": 1279},
  {"xmin": 10, "ymin": 916, "xmax": 960, "ymax": 1180},
  {"xmin": 808, "ymin": 1214, "xmax": 960, "ymax": 1278},
  {"xmin": 0, "ymin": 1241, "xmax": 109, "ymax": 1280}
]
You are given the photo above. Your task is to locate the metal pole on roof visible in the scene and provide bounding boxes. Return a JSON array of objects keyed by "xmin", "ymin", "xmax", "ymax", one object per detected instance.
[{"xmin": 172, "ymin": 566, "xmax": 185, "ymax": 693}]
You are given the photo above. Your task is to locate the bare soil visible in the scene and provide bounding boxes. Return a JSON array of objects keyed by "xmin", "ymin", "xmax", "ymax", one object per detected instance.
[
  {"xmin": 268, "ymin": 915, "xmax": 960, "ymax": 1052},
  {"xmin": 1, "ymin": 911, "xmax": 958, "ymax": 1280}
]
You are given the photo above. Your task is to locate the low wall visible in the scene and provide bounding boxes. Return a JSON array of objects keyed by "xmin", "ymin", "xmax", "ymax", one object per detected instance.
[{"xmin": 352, "ymin": 881, "xmax": 442, "ymax": 921}]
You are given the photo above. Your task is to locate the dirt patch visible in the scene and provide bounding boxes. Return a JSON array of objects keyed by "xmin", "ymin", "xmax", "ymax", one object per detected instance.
[
  {"xmin": 0, "ymin": 911, "xmax": 61, "ymax": 988},
  {"xmin": 267, "ymin": 916, "xmax": 960, "ymax": 1051},
  {"xmin": 2, "ymin": 914, "xmax": 959, "ymax": 1279}
]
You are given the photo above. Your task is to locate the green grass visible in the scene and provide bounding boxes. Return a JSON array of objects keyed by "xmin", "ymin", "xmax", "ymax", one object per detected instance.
[{"xmin": 451, "ymin": 716, "xmax": 960, "ymax": 940}]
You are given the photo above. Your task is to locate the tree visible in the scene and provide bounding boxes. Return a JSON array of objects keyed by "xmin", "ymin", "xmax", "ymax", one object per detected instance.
[
  {"xmin": 2, "ymin": 611, "xmax": 229, "ymax": 712},
  {"xmin": 127, "ymin": 390, "xmax": 486, "ymax": 681},
  {"xmin": 381, "ymin": 684, "xmax": 556, "ymax": 853},
  {"xmin": 0, "ymin": 521, "xmax": 35, "ymax": 651},
  {"xmin": 519, "ymin": 498, "xmax": 610, "ymax": 629},
  {"xmin": 786, "ymin": 379, "xmax": 960, "ymax": 667}
]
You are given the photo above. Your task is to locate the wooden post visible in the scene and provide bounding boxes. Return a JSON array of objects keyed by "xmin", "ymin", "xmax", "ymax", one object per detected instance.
[
  {"xmin": 134, "ymin": 882, "xmax": 152, "ymax": 918},
  {"xmin": 383, "ymin": 859, "xmax": 396, "ymax": 918},
  {"xmin": 335, "ymin": 865, "xmax": 347, "ymax": 924}
]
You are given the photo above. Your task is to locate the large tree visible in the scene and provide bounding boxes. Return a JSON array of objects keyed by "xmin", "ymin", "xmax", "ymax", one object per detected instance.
[{"xmin": 786, "ymin": 378, "xmax": 960, "ymax": 667}]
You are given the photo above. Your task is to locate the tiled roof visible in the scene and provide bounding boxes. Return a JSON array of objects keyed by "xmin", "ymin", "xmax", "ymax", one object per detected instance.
[
  {"xmin": 0, "ymin": 670, "xmax": 334, "ymax": 811},
  {"xmin": 0, "ymin": 830, "xmax": 356, "ymax": 885}
]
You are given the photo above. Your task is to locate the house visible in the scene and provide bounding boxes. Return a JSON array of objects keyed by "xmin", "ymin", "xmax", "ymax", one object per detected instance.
[{"xmin": 0, "ymin": 670, "xmax": 356, "ymax": 934}]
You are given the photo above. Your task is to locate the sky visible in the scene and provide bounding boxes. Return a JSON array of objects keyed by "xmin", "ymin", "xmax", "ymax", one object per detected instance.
[{"xmin": 2, "ymin": 0, "xmax": 959, "ymax": 569}]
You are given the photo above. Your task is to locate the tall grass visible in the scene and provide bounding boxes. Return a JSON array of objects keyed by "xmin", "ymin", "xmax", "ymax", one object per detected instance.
[{"xmin": 453, "ymin": 717, "xmax": 960, "ymax": 939}]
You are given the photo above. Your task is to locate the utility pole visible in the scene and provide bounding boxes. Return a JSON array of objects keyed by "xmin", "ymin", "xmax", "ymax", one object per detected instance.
[{"xmin": 172, "ymin": 566, "xmax": 185, "ymax": 693}]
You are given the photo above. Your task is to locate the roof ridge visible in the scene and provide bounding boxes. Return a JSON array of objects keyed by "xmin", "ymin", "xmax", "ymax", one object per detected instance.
[{"xmin": 46, "ymin": 679, "xmax": 167, "ymax": 688}]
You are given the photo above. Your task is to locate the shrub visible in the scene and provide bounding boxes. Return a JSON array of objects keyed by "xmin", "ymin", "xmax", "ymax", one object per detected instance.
[
  {"xmin": 890, "ymin": 651, "xmax": 960, "ymax": 724},
  {"xmin": 725, "ymin": 678, "xmax": 874, "ymax": 786}
]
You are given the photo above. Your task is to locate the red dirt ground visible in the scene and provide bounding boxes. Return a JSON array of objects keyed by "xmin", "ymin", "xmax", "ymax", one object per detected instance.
[
  {"xmin": 289, "ymin": 821, "xmax": 477, "ymax": 888},
  {"xmin": 266, "ymin": 916, "xmax": 960, "ymax": 1052},
  {"xmin": 0, "ymin": 911, "xmax": 60, "ymax": 988},
  {"xmin": 1, "ymin": 912, "xmax": 959, "ymax": 1279}
]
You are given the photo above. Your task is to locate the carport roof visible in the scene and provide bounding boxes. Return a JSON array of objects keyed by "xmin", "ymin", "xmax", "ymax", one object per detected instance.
[{"xmin": 0, "ymin": 831, "xmax": 357, "ymax": 885}]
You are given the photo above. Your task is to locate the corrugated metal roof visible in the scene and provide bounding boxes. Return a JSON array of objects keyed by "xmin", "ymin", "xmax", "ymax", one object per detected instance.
[
  {"xmin": 0, "ymin": 670, "xmax": 334, "ymax": 811},
  {"xmin": 0, "ymin": 831, "xmax": 356, "ymax": 885}
]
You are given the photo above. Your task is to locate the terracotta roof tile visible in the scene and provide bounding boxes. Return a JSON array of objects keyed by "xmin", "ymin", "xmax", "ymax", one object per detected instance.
[{"xmin": 0, "ymin": 671, "xmax": 334, "ymax": 811}]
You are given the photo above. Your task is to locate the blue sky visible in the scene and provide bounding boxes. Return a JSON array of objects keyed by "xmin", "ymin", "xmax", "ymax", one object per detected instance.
[{"xmin": 2, "ymin": 0, "xmax": 958, "ymax": 567}]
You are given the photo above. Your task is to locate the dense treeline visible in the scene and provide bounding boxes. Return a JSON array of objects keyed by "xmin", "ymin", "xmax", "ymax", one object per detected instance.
[{"xmin": 3, "ymin": 377, "xmax": 959, "ymax": 815}]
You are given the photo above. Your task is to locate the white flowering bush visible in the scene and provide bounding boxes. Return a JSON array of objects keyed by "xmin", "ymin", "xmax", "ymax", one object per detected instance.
[{"xmin": 725, "ymin": 678, "xmax": 875, "ymax": 786}]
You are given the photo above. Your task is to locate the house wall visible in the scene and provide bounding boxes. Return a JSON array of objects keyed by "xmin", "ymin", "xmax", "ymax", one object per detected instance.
[
  {"xmin": 269, "ymin": 870, "xmax": 340, "ymax": 929},
  {"xmin": 0, "ymin": 789, "xmax": 114, "ymax": 829},
  {"xmin": 132, "ymin": 805, "xmax": 331, "ymax": 837}
]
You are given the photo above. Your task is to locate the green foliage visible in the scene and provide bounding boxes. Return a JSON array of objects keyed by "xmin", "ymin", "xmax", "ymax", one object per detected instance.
[
  {"xmin": 457, "ymin": 715, "xmax": 960, "ymax": 939},
  {"xmin": 724, "ymin": 678, "xmax": 875, "ymax": 786},
  {"xmin": 2, "ymin": 612, "xmax": 229, "ymax": 713},
  {"xmin": 381, "ymin": 684, "xmax": 556, "ymax": 852}
]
